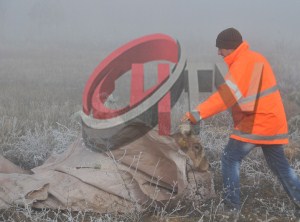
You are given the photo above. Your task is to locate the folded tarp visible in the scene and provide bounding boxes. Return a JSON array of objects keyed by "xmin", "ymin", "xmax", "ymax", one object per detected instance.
[{"xmin": 0, "ymin": 126, "xmax": 215, "ymax": 213}]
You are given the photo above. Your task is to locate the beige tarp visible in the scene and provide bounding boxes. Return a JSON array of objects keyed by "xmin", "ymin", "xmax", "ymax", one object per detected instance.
[{"xmin": 0, "ymin": 126, "xmax": 215, "ymax": 213}]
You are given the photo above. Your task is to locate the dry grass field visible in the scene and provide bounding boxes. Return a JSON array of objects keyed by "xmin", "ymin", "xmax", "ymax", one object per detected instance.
[{"xmin": 1, "ymin": 43, "xmax": 300, "ymax": 221}]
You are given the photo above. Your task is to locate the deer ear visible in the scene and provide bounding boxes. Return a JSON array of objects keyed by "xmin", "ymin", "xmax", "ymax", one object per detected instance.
[{"xmin": 177, "ymin": 138, "xmax": 189, "ymax": 152}]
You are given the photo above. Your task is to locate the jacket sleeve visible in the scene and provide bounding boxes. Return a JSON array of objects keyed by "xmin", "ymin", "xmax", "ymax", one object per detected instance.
[
  {"xmin": 196, "ymin": 82, "xmax": 239, "ymax": 119},
  {"xmin": 191, "ymin": 66, "xmax": 246, "ymax": 121}
]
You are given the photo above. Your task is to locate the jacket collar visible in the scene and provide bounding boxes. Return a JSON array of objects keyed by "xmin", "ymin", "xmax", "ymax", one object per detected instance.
[{"xmin": 224, "ymin": 41, "xmax": 249, "ymax": 66}]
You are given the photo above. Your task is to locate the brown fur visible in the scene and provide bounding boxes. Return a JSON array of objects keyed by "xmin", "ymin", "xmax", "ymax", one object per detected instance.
[{"xmin": 173, "ymin": 132, "xmax": 209, "ymax": 172}]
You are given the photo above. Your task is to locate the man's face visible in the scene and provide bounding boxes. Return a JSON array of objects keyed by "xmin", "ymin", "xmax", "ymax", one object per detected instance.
[{"xmin": 218, "ymin": 48, "xmax": 234, "ymax": 58}]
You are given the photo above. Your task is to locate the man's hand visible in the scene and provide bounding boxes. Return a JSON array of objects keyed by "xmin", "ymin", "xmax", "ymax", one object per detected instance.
[
  {"xmin": 181, "ymin": 112, "xmax": 197, "ymax": 124},
  {"xmin": 181, "ymin": 113, "xmax": 189, "ymax": 123}
]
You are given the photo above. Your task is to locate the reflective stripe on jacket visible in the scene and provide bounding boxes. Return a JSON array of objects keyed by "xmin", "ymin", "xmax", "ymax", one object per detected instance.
[{"xmin": 192, "ymin": 41, "xmax": 288, "ymax": 144}]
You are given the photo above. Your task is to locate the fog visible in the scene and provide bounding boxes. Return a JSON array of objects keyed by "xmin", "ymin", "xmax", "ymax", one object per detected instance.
[{"xmin": 1, "ymin": 0, "xmax": 300, "ymax": 60}]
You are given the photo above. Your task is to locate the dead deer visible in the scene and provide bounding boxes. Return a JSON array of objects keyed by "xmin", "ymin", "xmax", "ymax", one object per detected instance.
[{"xmin": 173, "ymin": 123, "xmax": 209, "ymax": 172}]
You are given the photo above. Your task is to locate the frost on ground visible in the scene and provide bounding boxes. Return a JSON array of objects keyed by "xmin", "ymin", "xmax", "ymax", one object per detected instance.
[
  {"xmin": 1, "ymin": 114, "xmax": 300, "ymax": 222},
  {"xmin": 1, "ymin": 47, "xmax": 300, "ymax": 221},
  {"xmin": 1, "ymin": 118, "xmax": 79, "ymax": 169}
]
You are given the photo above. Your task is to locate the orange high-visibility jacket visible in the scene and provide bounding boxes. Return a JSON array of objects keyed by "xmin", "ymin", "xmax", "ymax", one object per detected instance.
[{"xmin": 190, "ymin": 41, "xmax": 288, "ymax": 144}]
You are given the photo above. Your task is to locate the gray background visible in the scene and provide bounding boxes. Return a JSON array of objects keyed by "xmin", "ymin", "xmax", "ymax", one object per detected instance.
[{"xmin": 1, "ymin": 0, "xmax": 299, "ymax": 62}]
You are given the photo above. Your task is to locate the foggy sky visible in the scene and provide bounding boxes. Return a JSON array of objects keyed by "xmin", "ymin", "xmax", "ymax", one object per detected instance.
[{"xmin": 1, "ymin": 0, "xmax": 300, "ymax": 58}]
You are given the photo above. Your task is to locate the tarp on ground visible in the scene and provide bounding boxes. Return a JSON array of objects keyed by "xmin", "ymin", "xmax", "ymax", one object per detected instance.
[{"xmin": 0, "ymin": 126, "xmax": 215, "ymax": 213}]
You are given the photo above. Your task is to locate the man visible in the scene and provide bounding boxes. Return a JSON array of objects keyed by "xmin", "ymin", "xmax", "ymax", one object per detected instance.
[{"xmin": 182, "ymin": 27, "xmax": 300, "ymax": 216}]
